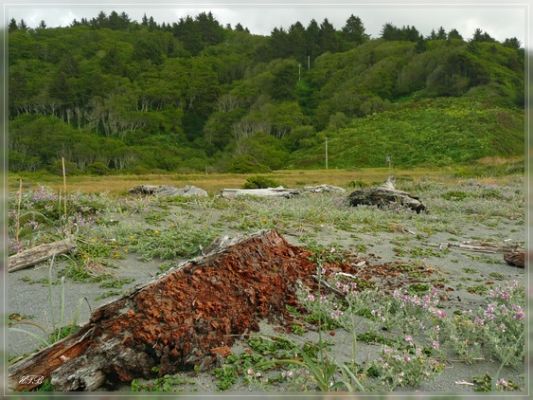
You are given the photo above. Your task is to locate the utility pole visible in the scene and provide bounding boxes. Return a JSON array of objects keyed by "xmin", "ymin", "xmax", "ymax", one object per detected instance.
[
  {"xmin": 307, "ymin": 55, "xmax": 311, "ymax": 70},
  {"xmin": 298, "ymin": 63, "xmax": 301, "ymax": 81},
  {"xmin": 325, "ymin": 136, "xmax": 329, "ymax": 170}
]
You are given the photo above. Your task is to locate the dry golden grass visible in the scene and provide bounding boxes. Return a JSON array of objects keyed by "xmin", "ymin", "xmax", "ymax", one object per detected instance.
[
  {"xmin": 476, "ymin": 155, "xmax": 524, "ymax": 165},
  {"xmin": 7, "ymin": 167, "xmax": 473, "ymax": 195}
]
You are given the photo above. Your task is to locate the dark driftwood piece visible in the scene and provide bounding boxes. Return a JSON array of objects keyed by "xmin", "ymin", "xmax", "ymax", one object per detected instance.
[
  {"xmin": 8, "ymin": 239, "xmax": 76, "ymax": 273},
  {"xmin": 8, "ymin": 230, "xmax": 316, "ymax": 392},
  {"xmin": 348, "ymin": 178, "xmax": 426, "ymax": 213},
  {"xmin": 504, "ymin": 250, "xmax": 525, "ymax": 268}
]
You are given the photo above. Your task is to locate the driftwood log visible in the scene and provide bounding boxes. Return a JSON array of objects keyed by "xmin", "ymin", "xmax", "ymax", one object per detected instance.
[
  {"xmin": 504, "ymin": 250, "xmax": 525, "ymax": 268},
  {"xmin": 8, "ymin": 239, "xmax": 76, "ymax": 273},
  {"xmin": 433, "ymin": 241, "xmax": 526, "ymax": 269},
  {"xmin": 348, "ymin": 178, "xmax": 426, "ymax": 213},
  {"xmin": 221, "ymin": 187, "xmax": 300, "ymax": 199},
  {"xmin": 8, "ymin": 230, "xmax": 317, "ymax": 392},
  {"xmin": 129, "ymin": 184, "xmax": 208, "ymax": 197},
  {"xmin": 303, "ymin": 184, "xmax": 346, "ymax": 194}
]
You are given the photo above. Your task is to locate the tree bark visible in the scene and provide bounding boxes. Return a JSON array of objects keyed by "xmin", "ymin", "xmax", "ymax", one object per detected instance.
[
  {"xmin": 8, "ymin": 239, "xmax": 76, "ymax": 273},
  {"xmin": 8, "ymin": 230, "xmax": 317, "ymax": 392}
]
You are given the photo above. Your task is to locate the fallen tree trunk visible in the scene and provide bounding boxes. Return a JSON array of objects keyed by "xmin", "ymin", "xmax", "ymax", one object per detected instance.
[
  {"xmin": 437, "ymin": 242, "xmax": 501, "ymax": 254},
  {"xmin": 435, "ymin": 241, "xmax": 524, "ymax": 255},
  {"xmin": 432, "ymin": 241, "xmax": 526, "ymax": 268},
  {"xmin": 129, "ymin": 184, "xmax": 208, "ymax": 197},
  {"xmin": 348, "ymin": 178, "xmax": 426, "ymax": 213},
  {"xmin": 8, "ymin": 239, "xmax": 76, "ymax": 273},
  {"xmin": 8, "ymin": 230, "xmax": 317, "ymax": 392},
  {"xmin": 221, "ymin": 187, "xmax": 300, "ymax": 199},
  {"xmin": 303, "ymin": 184, "xmax": 346, "ymax": 194}
]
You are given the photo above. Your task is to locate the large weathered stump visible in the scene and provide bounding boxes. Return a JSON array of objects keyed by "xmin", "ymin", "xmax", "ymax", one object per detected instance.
[
  {"xmin": 8, "ymin": 230, "xmax": 316, "ymax": 392},
  {"xmin": 348, "ymin": 178, "xmax": 426, "ymax": 213}
]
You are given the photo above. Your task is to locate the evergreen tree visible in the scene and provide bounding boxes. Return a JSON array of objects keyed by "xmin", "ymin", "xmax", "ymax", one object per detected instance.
[
  {"xmin": 448, "ymin": 29, "xmax": 463, "ymax": 40},
  {"xmin": 148, "ymin": 16, "xmax": 157, "ymax": 31},
  {"xmin": 19, "ymin": 19, "xmax": 28, "ymax": 30},
  {"xmin": 381, "ymin": 23, "xmax": 397, "ymax": 40},
  {"xmin": 305, "ymin": 19, "xmax": 321, "ymax": 61},
  {"xmin": 196, "ymin": 12, "xmax": 224, "ymax": 46},
  {"xmin": 95, "ymin": 11, "xmax": 107, "ymax": 28},
  {"xmin": 472, "ymin": 28, "xmax": 495, "ymax": 42},
  {"xmin": 108, "ymin": 11, "xmax": 121, "ymax": 30},
  {"xmin": 404, "ymin": 25, "xmax": 420, "ymax": 41},
  {"xmin": 319, "ymin": 18, "xmax": 340, "ymax": 53},
  {"xmin": 341, "ymin": 14, "xmax": 368, "ymax": 44},
  {"xmin": 503, "ymin": 37, "xmax": 520, "ymax": 49},
  {"xmin": 38, "ymin": 20, "xmax": 47, "ymax": 29},
  {"xmin": 120, "ymin": 12, "xmax": 130, "ymax": 28},
  {"xmin": 270, "ymin": 27, "xmax": 291, "ymax": 59},
  {"xmin": 288, "ymin": 21, "xmax": 307, "ymax": 62},
  {"xmin": 436, "ymin": 26, "xmax": 447, "ymax": 40},
  {"xmin": 415, "ymin": 36, "xmax": 426, "ymax": 53},
  {"xmin": 8, "ymin": 18, "xmax": 18, "ymax": 32}
]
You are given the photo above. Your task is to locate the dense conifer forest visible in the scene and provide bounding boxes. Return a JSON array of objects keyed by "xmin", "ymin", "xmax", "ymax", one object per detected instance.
[{"xmin": 8, "ymin": 11, "xmax": 524, "ymax": 174}]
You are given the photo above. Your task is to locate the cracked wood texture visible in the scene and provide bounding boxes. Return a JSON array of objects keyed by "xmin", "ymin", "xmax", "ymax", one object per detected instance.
[
  {"xmin": 8, "ymin": 238, "xmax": 76, "ymax": 272},
  {"xmin": 8, "ymin": 230, "xmax": 317, "ymax": 392},
  {"xmin": 348, "ymin": 186, "xmax": 426, "ymax": 213}
]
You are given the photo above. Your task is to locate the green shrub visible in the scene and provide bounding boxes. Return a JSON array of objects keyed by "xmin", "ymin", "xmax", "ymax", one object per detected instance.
[
  {"xmin": 48, "ymin": 159, "xmax": 79, "ymax": 176},
  {"xmin": 243, "ymin": 175, "xmax": 281, "ymax": 189},
  {"xmin": 229, "ymin": 156, "xmax": 271, "ymax": 173},
  {"xmin": 87, "ymin": 162, "xmax": 109, "ymax": 175},
  {"xmin": 442, "ymin": 190, "xmax": 468, "ymax": 201}
]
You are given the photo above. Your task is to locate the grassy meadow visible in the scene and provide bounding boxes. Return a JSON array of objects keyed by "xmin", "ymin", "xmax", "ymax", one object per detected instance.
[
  {"xmin": 5, "ymin": 156, "xmax": 527, "ymax": 394},
  {"xmin": 7, "ymin": 156, "xmax": 524, "ymax": 195}
]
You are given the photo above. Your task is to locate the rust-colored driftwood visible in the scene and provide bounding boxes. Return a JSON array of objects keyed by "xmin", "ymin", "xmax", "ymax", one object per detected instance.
[
  {"xmin": 504, "ymin": 250, "xmax": 525, "ymax": 268},
  {"xmin": 8, "ymin": 239, "xmax": 76, "ymax": 273},
  {"xmin": 8, "ymin": 230, "xmax": 317, "ymax": 392}
]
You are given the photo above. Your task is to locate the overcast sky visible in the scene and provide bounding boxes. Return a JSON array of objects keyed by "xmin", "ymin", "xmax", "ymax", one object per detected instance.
[{"xmin": 5, "ymin": 1, "xmax": 528, "ymax": 44}]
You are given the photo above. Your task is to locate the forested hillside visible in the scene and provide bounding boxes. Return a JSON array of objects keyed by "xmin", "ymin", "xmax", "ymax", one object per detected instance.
[{"xmin": 8, "ymin": 12, "xmax": 524, "ymax": 174}]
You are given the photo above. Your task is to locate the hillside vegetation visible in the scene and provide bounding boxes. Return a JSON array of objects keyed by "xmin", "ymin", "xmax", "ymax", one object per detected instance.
[{"xmin": 8, "ymin": 12, "xmax": 524, "ymax": 174}]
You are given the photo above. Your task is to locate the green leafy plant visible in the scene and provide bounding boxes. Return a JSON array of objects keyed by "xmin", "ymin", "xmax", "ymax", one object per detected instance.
[
  {"xmin": 243, "ymin": 175, "xmax": 281, "ymax": 189},
  {"xmin": 368, "ymin": 346, "xmax": 444, "ymax": 390},
  {"xmin": 131, "ymin": 375, "xmax": 194, "ymax": 392}
]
